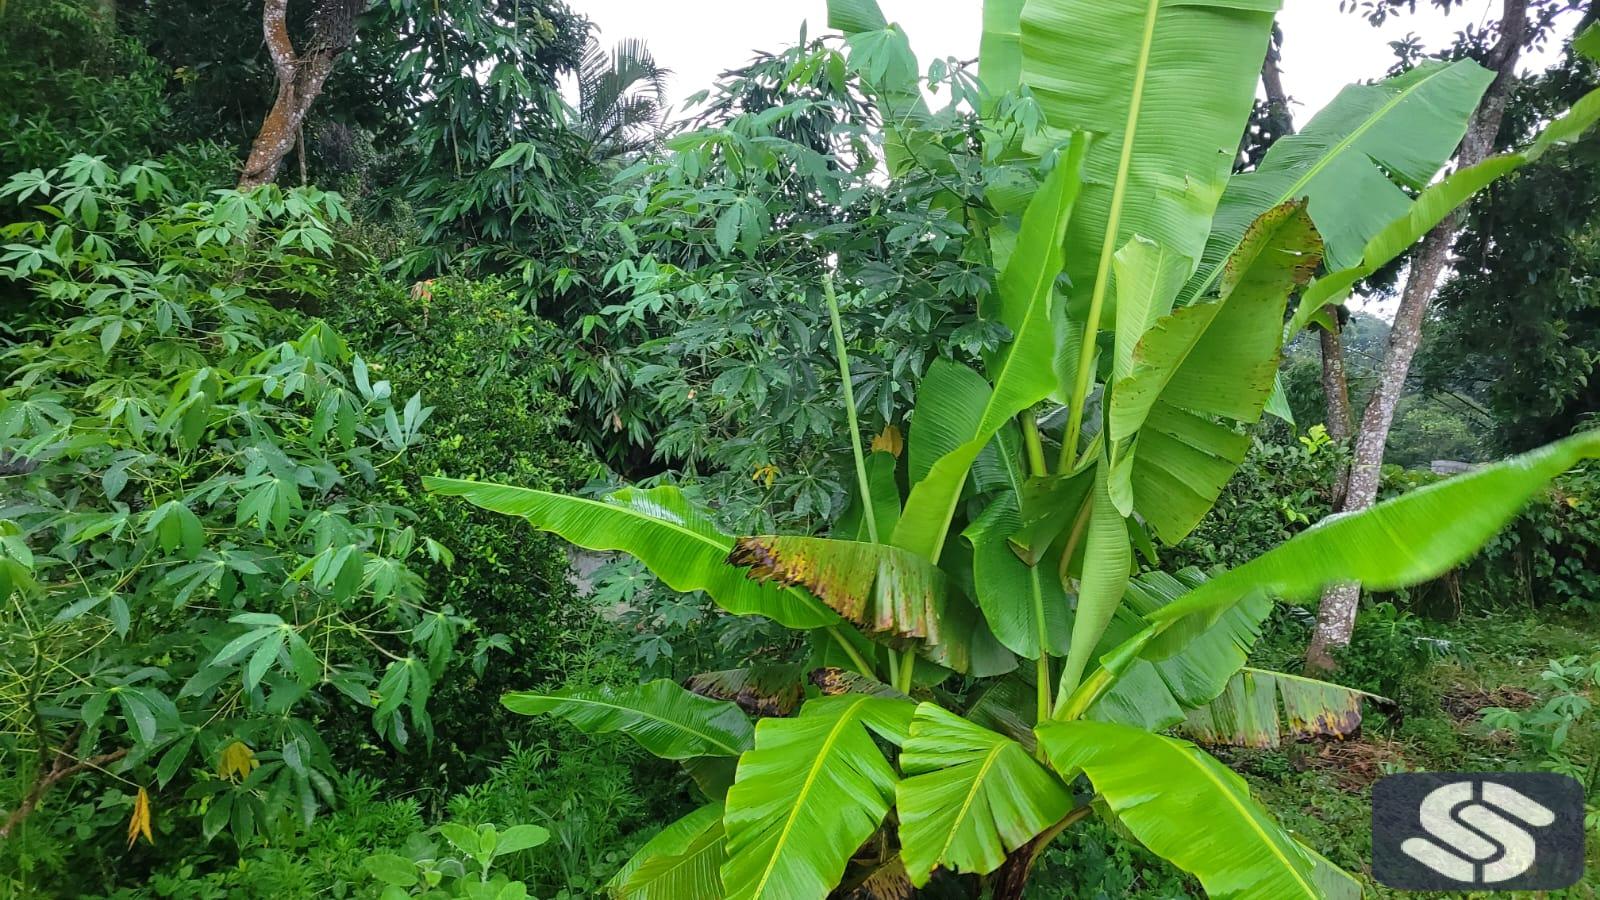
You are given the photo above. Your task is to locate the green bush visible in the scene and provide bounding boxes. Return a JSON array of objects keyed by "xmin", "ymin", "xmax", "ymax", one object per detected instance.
[
  {"xmin": 1384, "ymin": 462, "xmax": 1600, "ymax": 614},
  {"xmin": 100, "ymin": 741, "xmax": 677, "ymax": 899},
  {"xmin": 1165, "ymin": 426, "xmax": 1348, "ymax": 573},
  {"xmin": 324, "ymin": 275, "xmax": 607, "ymax": 792},
  {"xmin": 0, "ymin": 158, "xmax": 490, "ymax": 890},
  {"xmin": 0, "ymin": 1, "xmax": 165, "ymax": 175}
]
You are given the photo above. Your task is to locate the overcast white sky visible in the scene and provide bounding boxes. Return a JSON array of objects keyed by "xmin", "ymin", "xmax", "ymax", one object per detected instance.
[{"xmin": 573, "ymin": 0, "xmax": 1572, "ymax": 124}]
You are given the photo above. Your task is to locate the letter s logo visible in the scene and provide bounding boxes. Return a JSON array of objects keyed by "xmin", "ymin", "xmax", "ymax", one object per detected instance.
[{"xmin": 1402, "ymin": 781, "xmax": 1557, "ymax": 884}]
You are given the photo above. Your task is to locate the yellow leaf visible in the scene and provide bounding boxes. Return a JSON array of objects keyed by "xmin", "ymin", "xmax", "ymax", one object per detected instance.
[
  {"xmin": 870, "ymin": 424, "xmax": 904, "ymax": 458},
  {"xmin": 127, "ymin": 787, "xmax": 154, "ymax": 848},
  {"xmin": 217, "ymin": 740, "xmax": 258, "ymax": 783},
  {"xmin": 751, "ymin": 464, "xmax": 779, "ymax": 488}
]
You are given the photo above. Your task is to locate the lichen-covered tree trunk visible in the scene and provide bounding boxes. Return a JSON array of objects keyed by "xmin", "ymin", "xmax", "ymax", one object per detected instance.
[
  {"xmin": 1305, "ymin": 0, "xmax": 1530, "ymax": 673},
  {"xmin": 238, "ymin": 0, "xmax": 359, "ymax": 189}
]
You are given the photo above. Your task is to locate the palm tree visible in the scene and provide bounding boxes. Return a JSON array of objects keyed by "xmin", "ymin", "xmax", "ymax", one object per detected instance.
[{"xmin": 573, "ymin": 37, "xmax": 670, "ymax": 161}]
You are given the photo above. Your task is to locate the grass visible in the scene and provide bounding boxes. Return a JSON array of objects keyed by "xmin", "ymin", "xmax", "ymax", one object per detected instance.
[{"xmin": 1242, "ymin": 610, "xmax": 1599, "ymax": 898}]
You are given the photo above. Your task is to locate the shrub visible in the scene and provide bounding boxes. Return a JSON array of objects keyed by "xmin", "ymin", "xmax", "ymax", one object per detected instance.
[
  {"xmin": 1165, "ymin": 425, "xmax": 1349, "ymax": 573},
  {"xmin": 1386, "ymin": 462, "xmax": 1600, "ymax": 614},
  {"xmin": 0, "ymin": 1, "xmax": 166, "ymax": 176},
  {"xmin": 0, "ymin": 158, "xmax": 483, "ymax": 890},
  {"xmin": 324, "ymin": 275, "xmax": 606, "ymax": 791}
]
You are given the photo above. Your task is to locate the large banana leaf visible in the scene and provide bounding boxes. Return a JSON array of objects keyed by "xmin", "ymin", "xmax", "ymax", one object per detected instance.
[
  {"xmin": 1182, "ymin": 59, "xmax": 1493, "ymax": 301},
  {"xmin": 1140, "ymin": 430, "xmax": 1600, "ymax": 659},
  {"xmin": 728, "ymin": 536, "xmax": 946, "ymax": 643},
  {"xmin": 1578, "ymin": 21, "xmax": 1600, "ymax": 61},
  {"xmin": 607, "ymin": 803, "xmax": 726, "ymax": 900},
  {"xmin": 963, "ymin": 422, "xmax": 1072, "ymax": 659},
  {"xmin": 503, "ymin": 679, "xmax": 753, "ymax": 760},
  {"xmin": 838, "ymin": 450, "xmax": 902, "ymax": 543},
  {"xmin": 1021, "ymin": 0, "xmax": 1278, "ymax": 324},
  {"xmin": 979, "ymin": 0, "xmax": 1025, "ymax": 113},
  {"xmin": 424, "ymin": 478, "xmax": 837, "ymax": 629},
  {"xmin": 1057, "ymin": 458, "xmax": 1130, "ymax": 699},
  {"xmin": 1183, "ymin": 668, "xmax": 1392, "ymax": 749},
  {"xmin": 896, "ymin": 703, "xmax": 1072, "ymax": 886},
  {"xmin": 965, "ymin": 493, "xmax": 1072, "ymax": 660},
  {"xmin": 1084, "ymin": 569, "xmax": 1272, "ymax": 729},
  {"xmin": 893, "ymin": 147, "xmax": 1087, "ymax": 560},
  {"xmin": 721, "ymin": 695, "xmax": 914, "ymax": 900},
  {"xmin": 1107, "ymin": 202, "xmax": 1323, "ymax": 541},
  {"xmin": 1037, "ymin": 720, "xmax": 1328, "ymax": 899},
  {"xmin": 964, "ymin": 671, "xmax": 1040, "ymax": 750},
  {"xmin": 1288, "ymin": 83, "xmax": 1600, "ymax": 336}
]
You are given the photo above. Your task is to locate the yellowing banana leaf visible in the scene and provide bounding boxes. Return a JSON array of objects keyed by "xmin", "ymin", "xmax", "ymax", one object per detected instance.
[
  {"xmin": 608, "ymin": 803, "xmax": 726, "ymax": 900},
  {"xmin": 1022, "ymin": 0, "xmax": 1278, "ymax": 326},
  {"xmin": 1183, "ymin": 668, "xmax": 1393, "ymax": 749},
  {"xmin": 1107, "ymin": 202, "xmax": 1323, "ymax": 541},
  {"xmin": 1037, "ymin": 720, "xmax": 1329, "ymax": 899},
  {"xmin": 424, "ymin": 478, "xmax": 838, "ymax": 629},
  {"xmin": 1183, "ymin": 59, "xmax": 1493, "ymax": 301},
  {"xmin": 729, "ymin": 536, "xmax": 946, "ymax": 644},
  {"xmin": 721, "ymin": 695, "xmax": 914, "ymax": 900},
  {"xmin": 687, "ymin": 665, "xmax": 807, "ymax": 717},
  {"xmin": 503, "ymin": 679, "xmax": 753, "ymax": 760},
  {"xmin": 896, "ymin": 704, "xmax": 1072, "ymax": 886}
]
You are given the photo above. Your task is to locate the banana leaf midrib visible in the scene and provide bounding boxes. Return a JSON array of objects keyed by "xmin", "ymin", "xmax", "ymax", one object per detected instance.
[
  {"xmin": 1182, "ymin": 751, "xmax": 1318, "ymax": 896},
  {"xmin": 1188, "ymin": 62, "xmax": 1467, "ymax": 301},
  {"xmin": 429, "ymin": 478, "xmax": 835, "ymax": 624},
  {"xmin": 516, "ymin": 692, "xmax": 748, "ymax": 756},
  {"xmin": 745, "ymin": 695, "xmax": 870, "ymax": 898},
  {"xmin": 935, "ymin": 740, "xmax": 1009, "ymax": 866}
]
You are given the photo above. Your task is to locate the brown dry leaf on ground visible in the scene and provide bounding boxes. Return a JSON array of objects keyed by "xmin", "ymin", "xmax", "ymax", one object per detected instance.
[
  {"xmin": 1300, "ymin": 738, "xmax": 1410, "ymax": 790},
  {"xmin": 1440, "ymin": 683, "xmax": 1538, "ymax": 722}
]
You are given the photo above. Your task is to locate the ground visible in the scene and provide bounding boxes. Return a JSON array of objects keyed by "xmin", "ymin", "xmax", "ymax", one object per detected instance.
[{"xmin": 1242, "ymin": 612, "xmax": 1599, "ymax": 899}]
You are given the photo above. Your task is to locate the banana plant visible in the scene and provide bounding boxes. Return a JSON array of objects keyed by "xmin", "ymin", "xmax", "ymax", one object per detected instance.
[{"xmin": 427, "ymin": 2, "xmax": 1600, "ymax": 897}]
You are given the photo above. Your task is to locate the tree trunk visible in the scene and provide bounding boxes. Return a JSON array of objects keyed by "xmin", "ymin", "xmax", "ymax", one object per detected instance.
[
  {"xmin": 1259, "ymin": 24, "xmax": 1295, "ymax": 147},
  {"xmin": 987, "ymin": 806, "xmax": 1092, "ymax": 900},
  {"xmin": 1305, "ymin": 0, "xmax": 1530, "ymax": 673},
  {"xmin": 238, "ymin": 0, "xmax": 360, "ymax": 190}
]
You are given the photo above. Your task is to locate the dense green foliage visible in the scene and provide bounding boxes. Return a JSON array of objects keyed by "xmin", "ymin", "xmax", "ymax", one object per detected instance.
[
  {"xmin": 1421, "ymin": 48, "xmax": 1600, "ymax": 451},
  {"xmin": 3, "ymin": 0, "xmax": 1599, "ymax": 897},
  {"xmin": 324, "ymin": 275, "xmax": 601, "ymax": 791}
]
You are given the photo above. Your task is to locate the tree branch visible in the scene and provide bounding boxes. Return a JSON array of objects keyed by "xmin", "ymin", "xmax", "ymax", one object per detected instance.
[{"xmin": 0, "ymin": 732, "xmax": 128, "ymax": 840}]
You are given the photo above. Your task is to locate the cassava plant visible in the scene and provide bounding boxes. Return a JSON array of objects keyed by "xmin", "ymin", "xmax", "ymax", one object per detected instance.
[{"xmin": 427, "ymin": 2, "xmax": 1600, "ymax": 897}]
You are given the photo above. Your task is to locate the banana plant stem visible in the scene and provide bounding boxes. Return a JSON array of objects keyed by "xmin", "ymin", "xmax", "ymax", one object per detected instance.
[
  {"xmin": 829, "ymin": 626, "xmax": 876, "ymax": 680},
  {"xmin": 1020, "ymin": 409, "xmax": 1053, "ymax": 721},
  {"xmin": 1021, "ymin": 412, "xmax": 1050, "ymax": 476},
  {"xmin": 824, "ymin": 273, "xmax": 878, "ymax": 544}
]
